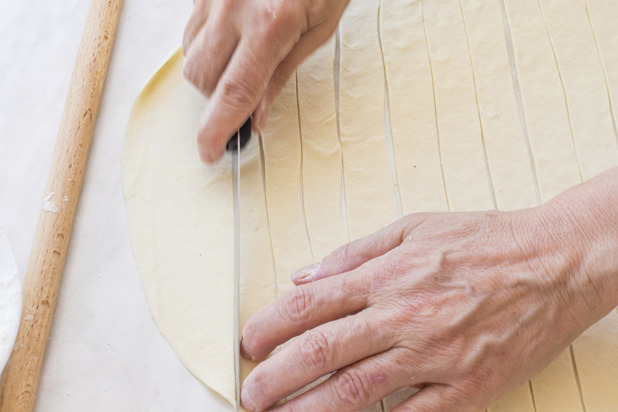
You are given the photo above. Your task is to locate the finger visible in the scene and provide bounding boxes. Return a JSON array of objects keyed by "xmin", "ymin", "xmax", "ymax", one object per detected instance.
[
  {"xmin": 197, "ymin": 16, "xmax": 303, "ymax": 163},
  {"xmin": 292, "ymin": 216, "xmax": 420, "ymax": 285},
  {"xmin": 264, "ymin": 349, "xmax": 419, "ymax": 412},
  {"xmin": 253, "ymin": 24, "xmax": 337, "ymax": 131},
  {"xmin": 182, "ymin": 0, "xmax": 210, "ymax": 55},
  {"xmin": 241, "ymin": 271, "xmax": 370, "ymax": 362},
  {"xmin": 183, "ymin": 19, "xmax": 240, "ymax": 96},
  {"xmin": 241, "ymin": 310, "xmax": 392, "ymax": 410},
  {"xmin": 392, "ymin": 385, "xmax": 467, "ymax": 412}
]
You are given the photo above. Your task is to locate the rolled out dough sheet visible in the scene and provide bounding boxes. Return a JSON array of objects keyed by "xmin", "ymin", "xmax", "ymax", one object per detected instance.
[
  {"xmin": 123, "ymin": 49, "xmax": 275, "ymax": 409},
  {"xmin": 123, "ymin": 0, "xmax": 618, "ymax": 410}
]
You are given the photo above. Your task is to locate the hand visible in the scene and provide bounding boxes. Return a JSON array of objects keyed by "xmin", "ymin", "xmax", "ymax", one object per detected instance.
[
  {"xmin": 238, "ymin": 168, "xmax": 618, "ymax": 412},
  {"xmin": 182, "ymin": 0, "xmax": 349, "ymax": 163}
]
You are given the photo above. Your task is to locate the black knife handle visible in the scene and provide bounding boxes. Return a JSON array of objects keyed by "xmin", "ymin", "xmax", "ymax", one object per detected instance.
[{"xmin": 226, "ymin": 117, "xmax": 252, "ymax": 152}]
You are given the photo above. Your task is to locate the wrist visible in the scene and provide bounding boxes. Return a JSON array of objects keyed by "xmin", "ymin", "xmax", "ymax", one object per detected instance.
[{"xmin": 536, "ymin": 169, "xmax": 618, "ymax": 328}]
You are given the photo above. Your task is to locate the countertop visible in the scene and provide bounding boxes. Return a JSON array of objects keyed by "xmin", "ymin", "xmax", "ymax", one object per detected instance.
[{"xmin": 0, "ymin": 1, "xmax": 232, "ymax": 410}]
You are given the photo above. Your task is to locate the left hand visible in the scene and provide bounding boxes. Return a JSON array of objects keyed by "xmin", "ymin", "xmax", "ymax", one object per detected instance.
[
  {"xmin": 182, "ymin": 0, "xmax": 349, "ymax": 163},
  {"xmin": 238, "ymin": 174, "xmax": 618, "ymax": 412}
]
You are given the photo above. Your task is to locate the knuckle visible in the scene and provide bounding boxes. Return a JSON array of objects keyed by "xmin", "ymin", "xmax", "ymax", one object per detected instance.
[
  {"xmin": 257, "ymin": 0, "xmax": 303, "ymax": 42},
  {"xmin": 298, "ymin": 330, "xmax": 332, "ymax": 369},
  {"xmin": 333, "ymin": 370, "xmax": 371, "ymax": 406},
  {"xmin": 219, "ymin": 77, "xmax": 259, "ymax": 110},
  {"xmin": 199, "ymin": 73, "xmax": 217, "ymax": 96},
  {"xmin": 183, "ymin": 53, "xmax": 217, "ymax": 96},
  {"xmin": 183, "ymin": 59, "xmax": 197, "ymax": 84},
  {"xmin": 261, "ymin": 0, "xmax": 292, "ymax": 23},
  {"xmin": 282, "ymin": 286, "xmax": 315, "ymax": 323},
  {"xmin": 334, "ymin": 243, "xmax": 352, "ymax": 264}
]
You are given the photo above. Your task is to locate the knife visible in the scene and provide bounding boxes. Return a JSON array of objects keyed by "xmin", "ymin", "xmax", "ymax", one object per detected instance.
[{"xmin": 226, "ymin": 118, "xmax": 252, "ymax": 411}]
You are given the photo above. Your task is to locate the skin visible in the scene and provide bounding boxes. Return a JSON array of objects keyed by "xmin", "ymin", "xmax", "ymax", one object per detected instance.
[
  {"xmin": 182, "ymin": 0, "xmax": 349, "ymax": 163},
  {"xmin": 182, "ymin": 2, "xmax": 618, "ymax": 410},
  {"xmin": 239, "ymin": 167, "xmax": 618, "ymax": 411}
]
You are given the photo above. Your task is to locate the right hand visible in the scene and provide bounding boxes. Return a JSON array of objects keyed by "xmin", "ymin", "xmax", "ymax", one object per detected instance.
[{"xmin": 182, "ymin": 0, "xmax": 350, "ymax": 163}]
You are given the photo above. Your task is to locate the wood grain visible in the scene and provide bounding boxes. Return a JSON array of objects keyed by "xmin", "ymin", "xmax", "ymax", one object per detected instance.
[{"xmin": 0, "ymin": 0, "xmax": 122, "ymax": 410}]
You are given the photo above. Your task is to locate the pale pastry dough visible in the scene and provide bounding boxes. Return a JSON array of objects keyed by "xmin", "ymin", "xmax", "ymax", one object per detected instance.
[
  {"xmin": 459, "ymin": 0, "xmax": 539, "ymax": 211},
  {"xmin": 382, "ymin": 387, "xmax": 418, "ymax": 410},
  {"xmin": 339, "ymin": 0, "xmax": 399, "ymax": 240},
  {"xmin": 586, "ymin": 0, "xmax": 618, "ymax": 133},
  {"xmin": 422, "ymin": 0, "xmax": 495, "ymax": 212},
  {"xmin": 488, "ymin": 381, "xmax": 536, "ymax": 412},
  {"xmin": 123, "ymin": 49, "xmax": 275, "ymax": 409},
  {"xmin": 530, "ymin": 349, "xmax": 583, "ymax": 412},
  {"xmin": 297, "ymin": 37, "xmax": 350, "ymax": 260},
  {"xmin": 380, "ymin": 0, "xmax": 449, "ymax": 215},
  {"xmin": 572, "ymin": 311, "xmax": 618, "ymax": 410},
  {"xmin": 503, "ymin": 0, "xmax": 582, "ymax": 201},
  {"xmin": 538, "ymin": 0, "xmax": 618, "ymax": 180}
]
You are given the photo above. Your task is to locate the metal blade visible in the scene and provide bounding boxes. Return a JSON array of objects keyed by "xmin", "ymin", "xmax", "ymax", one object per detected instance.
[{"xmin": 231, "ymin": 131, "xmax": 241, "ymax": 412}]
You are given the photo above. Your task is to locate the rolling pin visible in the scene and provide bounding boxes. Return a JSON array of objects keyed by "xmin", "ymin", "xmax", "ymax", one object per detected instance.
[{"xmin": 0, "ymin": 0, "xmax": 123, "ymax": 410}]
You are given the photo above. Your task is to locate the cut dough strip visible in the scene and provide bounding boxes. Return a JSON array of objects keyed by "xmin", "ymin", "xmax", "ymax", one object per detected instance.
[
  {"xmin": 537, "ymin": 0, "xmax": 618, "ymax": 181},
  {"xmin": 261, "ymin": 77, "xmax": 315, "ymax": 297},
  {"xmin": 422, "ymin": 0, "xmax": 494, "ymax": 212},
  {"xmin": 503, "ymin": 0, "xmax": 582, "ymax": 201},
  {"xmin": 380, "ymin": 0, "xmax": 449, "ymax": 216},
  {"xmin": 339, "ymin": 0, "xmax": 399, "ymax": 241},
  {"xmin": 297, "ymin": 37, "xmax": 349, "ymax": 261},
  {"xmin": 459, "ymin": 0, "xmax": 538, "ymax": 211},
  {"xmin": 585, "ymin": 0, "xmax": 618, "ymax": 145}
]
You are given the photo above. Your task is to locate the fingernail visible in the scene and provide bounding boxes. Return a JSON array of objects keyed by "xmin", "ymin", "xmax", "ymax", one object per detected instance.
[
  {"xmin": 240, "ymin": 338, "xmax": 255, "ymax": 361},
  {"xmin": 241, "ymin": 382, "xmax": 257, "ymax": 411},
  {"xmin": 291, "ymin": 262, "xmax": 321, "ymax": 283}
]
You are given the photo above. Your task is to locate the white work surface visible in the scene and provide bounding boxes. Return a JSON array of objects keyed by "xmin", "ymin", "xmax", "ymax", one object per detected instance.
[{"xmin": 0, "ymin": 1, "xmax": 231, "ymax": 410}]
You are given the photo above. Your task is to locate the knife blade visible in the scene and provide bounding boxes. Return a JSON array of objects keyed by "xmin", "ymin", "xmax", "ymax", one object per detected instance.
[
  {"xmin": 226, "ymin": 118, "xmax": 252, "ymax": 411},
  {"xmin": 231, "ymin": 131, "xmax": 241, "ymax": 412}
]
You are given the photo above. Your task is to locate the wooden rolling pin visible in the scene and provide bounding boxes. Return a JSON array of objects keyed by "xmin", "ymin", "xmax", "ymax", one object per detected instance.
[{"xmin": 0, "ymin": 0, "xmax": 123, "ymax": 410}]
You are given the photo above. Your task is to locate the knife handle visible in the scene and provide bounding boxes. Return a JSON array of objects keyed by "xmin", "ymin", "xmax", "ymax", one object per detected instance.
[{"xmin": 226, "ymin": 117, "xmax": 253, "ymax": 152}]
